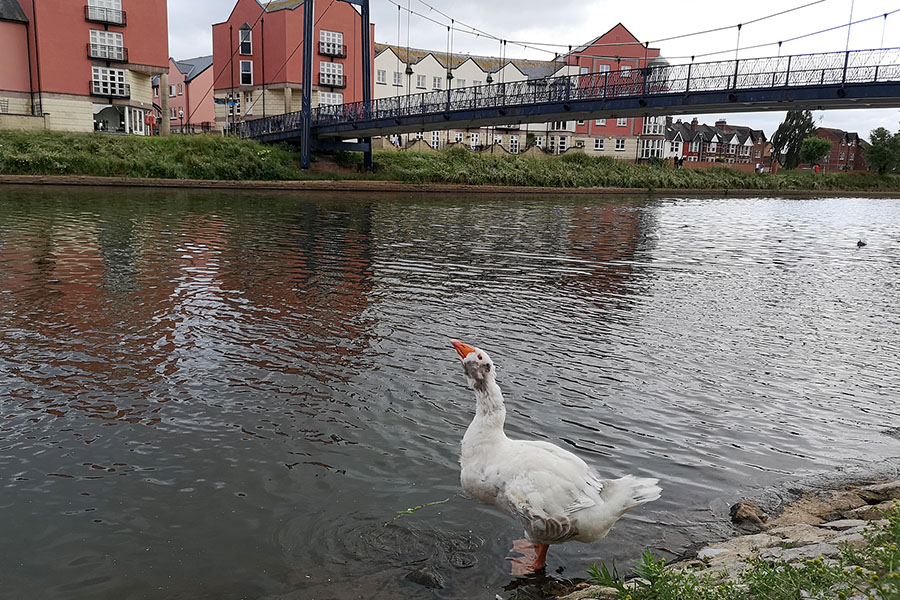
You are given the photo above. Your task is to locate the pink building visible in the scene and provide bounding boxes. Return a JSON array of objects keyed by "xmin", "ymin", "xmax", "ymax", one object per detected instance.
[
  {"xmin": 0, "ymin": 0, "xmax": 168, "ymax": 134},
  {"xmin": 153, "ymin": 56, "xmax": 215, "ymax": 133},
  {"xmin": 211, "ymin": 0, "xmax": 374, "ymax": 131},
  {"xmin": 568, "ymin": 24, "xmax": 666, "ymax": 160}
]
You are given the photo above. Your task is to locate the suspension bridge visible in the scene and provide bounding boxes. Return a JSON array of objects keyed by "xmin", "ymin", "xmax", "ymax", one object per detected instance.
[{"xmin": 222, "ymin": 0, "xmax": 900, "ymax": 169}]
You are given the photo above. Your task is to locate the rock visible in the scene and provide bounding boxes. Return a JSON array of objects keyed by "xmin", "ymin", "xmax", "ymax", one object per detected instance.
[
  {"xmin": 555, "ymin": 585, "xmax": 619, "ymax": 600},
  {"xmin": 697, "ymin": 548, "xmax": 731, "ymax": 560},
  {"xmin": 768, "ymin": 523, "xmax": 838, "ymax": 547},
  {"xmin": 778, "ymin": 542, "xmax": 840, "ymax": 562},
  {"xmin": 768, "ymin": 490, "xmax": 866, "ymax": 528},
  {"xmin": 830, "ymin": 531, "xmax": 868, "ymax": 550},
  {"xmin": 730, "ymin": 501, "xmax": 768, "ymax": 532},
  {"xmin": 697, "ymin": 533, "xmax": 782, "ymax": 567},
  {"xmin": 856, "ymin": 481, "xmax": 900, "ymax": 502},
  {"xmin": 404, "ymin": 566, "xmax": 445, "ymax": 589},
  {"xmin": 845, "ymin": 501, "xmax": 896, "ymax": 521},
  {"xmin": 820, "ymin": 519, "xmax": 867, "ymax": 531}
]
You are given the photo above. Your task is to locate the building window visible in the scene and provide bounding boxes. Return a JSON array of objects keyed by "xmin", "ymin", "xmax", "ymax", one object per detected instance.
[
  {"xmin": 594, "ymin": 138, "xmax": 604, "ymax": 151},
  {"xmin": 621, "ymin": 65, "xmax": 632, "ymax": 77},
  {"xmin": 86, "ymin": 0, "xmax": 123, "ymax": 23},
  {"xmin": 416, "ymin": 74, "xmax": 426, "ymax": 88},
  {"xmin": 320, "ymin": 92, "xmax": 343, "ymax": 105},
  {"xmin": 415, "ymin": 131, "xmax": 424, "ymax": 140},
  {"xmin": 535, "ymin": 135, "xmax": 544, "ymax": 148},
  {"xmin": 640, "ymin": 139, "xmax": 664, "ymax": 159},
  {"xmin": 239, "ymin": 29, "xmax": 252, "ymax": 55},
  {"xmin": 642, "ymin": 116, "xmax": 663, "ymax": 135},
  {"xmin": 577, "ymin": 120, "xmax": 585, "ymax": 126},
  {"xmin": 431, "ymin": 131, "xmax": 441, "ymax": 149},
  {"xmin": 91, "ymin": 66, "xmax": 127, "ymax": 96},
  {"xmin": 552, "ymin": 121, "xmax": 566, "ymax": 130},
  {"xmin": 598, "ymin": 64, "xmax": 610, "ymax": 73},
  {"xmin": 690, "ymin": 140, "xmax": 700, "ymax": 152},
  {"xmin": 170, "ymin": 107, "xmax": 177, "ymax": 119},
  {"xmin": 595, "ymin": 119, "xmax": 606, "ymax": 126},
  {"xmin": 320, "ymin": 61, "xmax": 344, "ymax": 86},
  {"xmin": 558, "ymin": 137, "xmax": 567, "ymax": 152},
  {"xmin": 549, "ymin": 136, "xmax": 556, "ymax": 152},
  {"xmin": 320, "ymin": 30, "xmax": 343, "ymax": 56},
  {"xmin": 509, "ymin": 136, "xmax": 519, "ymax": 153},
  {"xmin": 670, "ymin": 141, "xmax": 681, "ymax": 154},
  {"xmin": 456, "ymin": 79, "xmax": 465, "ymax": 88},
  {"xmin": 755, "ymin": 150, "xmax": 761, "ymax": 158},
  {"xmin": 615, "ymin": 138, "xmax": 626, "ymax": 151},
  {"xmin": 689, "ymin": 155, "xmax": 697, "ymax": 162},
  {"xmin": 227, "ymin": 93, "xmax": 241, "ymax": 117},
  {"xmin": 244, "ymin": 91, "xmax": 253, "ymax": 113},
  {"xmin": 433, "ymin": 76, "xmax": 442, "ymax": 90},
  {"xmin": 177, "ymin": 83, "xmax": 183, "ymax": 96},
  {"xmin": 393, "ymin": 71, "xmax": 402, "ymax": 86},
  {"xmin": 839, "ymin": 152, "xmax": 845, "ymax": 161},
  {"xmin": 850, "ymin": 153, "xmax": 854, "ymax": 160},
  {"xmin": 169, "ymin": 85, "xmax": 175, "ymax": 97},
  {"xmin": 741, "ymin": 145, "xmax": 750, "ymax": 156},
  {"xmin": 377, "ymin": 69, "xmax": 386, "ymax": 84},
  {"xmin": 617, "ymin": 118, "xmax": 627, "ymax": 127},
  {"xmin": 708, "ymin": 142, "xmax": 717, "ymax": 152},
  {"xmin": 89, "ymin": 30, "xmax": 124, "ymax": 61},
  {"xmin": 240, "ymin": 60, "xmax": 253, "ymax": 86},
  {"xmin": 473, "ymin": 80, "xmax": 482, "ymax": 87},
  {"xmin": 454, "ymin": 131, "xmax": 463, "ymax": 143},
  {"xmin": 153, "ymin": 86, "xmax": 159, "ymax": 98},
  {"xmin": 470, "ymin": 132, "xmax": 480, "ymax": 149}
]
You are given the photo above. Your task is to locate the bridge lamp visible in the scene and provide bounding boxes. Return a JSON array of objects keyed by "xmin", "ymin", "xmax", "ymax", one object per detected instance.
[{"xmin": 486, "ymin": 73, "xmax": 493, "ymax": 84}]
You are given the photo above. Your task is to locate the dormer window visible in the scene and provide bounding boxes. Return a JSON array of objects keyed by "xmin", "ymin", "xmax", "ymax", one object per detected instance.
[{"xmin": 239, "ymin": 28, "xmax": 252, "ymax": 55}]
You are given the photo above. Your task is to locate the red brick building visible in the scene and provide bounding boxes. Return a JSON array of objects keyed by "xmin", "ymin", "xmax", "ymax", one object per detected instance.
[
  {"xmin": 814, "ymin": 127, "xmax": 869, "ymax": 171},
  {"xmin": 0, "ymin": 0, "xmax": 168, "ymax": 134},
  {"xmin": 212, "ymin": 0, "xmax": 374, "ymax": 132}
]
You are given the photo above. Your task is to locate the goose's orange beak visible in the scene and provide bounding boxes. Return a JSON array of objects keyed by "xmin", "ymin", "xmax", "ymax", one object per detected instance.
[{"xmin": 451, "ymin": 340, "xmax": 477, "ymax": 359}]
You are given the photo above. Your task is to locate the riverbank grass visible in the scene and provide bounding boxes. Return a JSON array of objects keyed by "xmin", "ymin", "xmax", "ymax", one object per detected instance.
[
  {"xmin": 587, "ymin": 503, "xmax": 900, "ymax": 600},
  {"xmin": 0, "ymin": 130, "xmax": 312, "ymax": 181}
]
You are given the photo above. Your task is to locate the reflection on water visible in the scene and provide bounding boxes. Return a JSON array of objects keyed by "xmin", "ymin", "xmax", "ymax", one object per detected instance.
[{"xmin": 1, "ymin": 186, "xmax": 898, "ymax": 600}]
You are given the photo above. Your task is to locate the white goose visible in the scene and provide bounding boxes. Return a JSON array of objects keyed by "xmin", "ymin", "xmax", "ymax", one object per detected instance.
[{"xmin": 451, "ymin": 340, "xmax": 661, "ymax": 574}]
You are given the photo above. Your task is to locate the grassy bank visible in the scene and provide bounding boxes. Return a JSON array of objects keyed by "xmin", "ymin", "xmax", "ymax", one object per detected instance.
[
  {"xmin": 368, "ymin": 147, "xmax": 900, "ymax": 191},
  {"xmin": 585, "ymin": 503, "xmax": 900, "ymax": 600},
  {"xmin": 2, "ymin": 131, "xmax": 899, "ymax": 191},
  {"xmin": 0, "ymin": 131, "xmax": 310, "ymax": 181}
]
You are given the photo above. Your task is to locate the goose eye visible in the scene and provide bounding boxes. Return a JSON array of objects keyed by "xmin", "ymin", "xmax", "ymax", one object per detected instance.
[{"xmin": 477, "ymin": 354, "xmax": 483, "ymax": 360}]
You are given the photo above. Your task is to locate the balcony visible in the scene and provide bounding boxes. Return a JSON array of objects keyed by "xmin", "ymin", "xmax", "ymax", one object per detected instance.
[
  {"xmin": 90, "ymin": 80, "xmax": 131, "ymax": 99},
  {"xmin": 84, "ymin": 5, "xmax": 126, "ymax": 26},
  {"xmin": 87, "ymin": 43, "xmax": 128, "ymax": 63},
  {"xmin": 319, "ymin": 73, "xmax": 347, "ymax": 88},
  {"xmin": 319, "ymin": 42, "xmax": 347, "ymax": 58}
]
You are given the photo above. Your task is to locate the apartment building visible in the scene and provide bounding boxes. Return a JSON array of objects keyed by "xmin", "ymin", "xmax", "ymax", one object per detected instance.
[
  {"xmin": 0, "ymin": 0, "xmax": 168, "ymax": 134},
  {"xmin": 814, "ymin": 127, "xmax": 869, "ymax": 171},
  {"xmin": 212, "ymin": 0, "xmax": 374, "ymax": 132},
  {"xmin": 153, "ymin": 56, "xmax": 215, "ymax": 133}
]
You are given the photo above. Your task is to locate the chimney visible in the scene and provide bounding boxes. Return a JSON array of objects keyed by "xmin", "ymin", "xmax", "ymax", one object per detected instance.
[
  {"xmin": 665, "ymin": 116, "xmax": 672, "ymax": 128},
  {"xmin": 690, "ymin": 117, "xmax": 698, "ymax": 132},
  {"xmin": 676, "ymin": 118, "xmax": 682, "ymax": 124},
  {"xmin": 715, "ymin": 119, "xmax": 727, "ymax": 130}
]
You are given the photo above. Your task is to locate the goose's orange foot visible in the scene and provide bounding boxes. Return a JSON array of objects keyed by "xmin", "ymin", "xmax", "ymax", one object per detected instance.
[{"xmin": 506, "ymin": 539, "xmax": 549, "ymax": 575}]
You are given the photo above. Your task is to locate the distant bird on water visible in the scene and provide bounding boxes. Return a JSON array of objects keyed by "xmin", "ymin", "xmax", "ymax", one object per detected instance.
[
  {"xmin": 450, "ymin": 340, "xmax": 661, "ymax": 575},
  {"xmin": 857, "ymin": 240, "xmax": 867, "ymax": 248}
]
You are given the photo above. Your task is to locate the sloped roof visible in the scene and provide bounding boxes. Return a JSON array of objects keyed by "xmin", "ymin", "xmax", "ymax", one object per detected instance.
[
  {"xmin": 0, "ymin": 0, "xmax": 28, "ymax": 23},
  {"xmin": 174, "ymin": 55, "xmax": 214, "ymax": 82},
  {"xmin": 374, "ymin": 42, "xmax": 564, "ymax": 80},
  {"xmin": 255, "ymin": 0, "xmax": 304, "ymax": 11}
]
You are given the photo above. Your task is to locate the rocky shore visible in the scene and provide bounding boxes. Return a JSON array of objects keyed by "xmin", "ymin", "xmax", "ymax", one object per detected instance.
[{"xmin": 560, "ymin": 480, "xmax": 900, "ymax": 600}]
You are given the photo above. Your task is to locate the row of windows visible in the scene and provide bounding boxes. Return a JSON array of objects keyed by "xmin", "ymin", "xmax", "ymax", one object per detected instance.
[{"xmin": 239, "ymin": 29, "xmax": 344, "ymax": 56}]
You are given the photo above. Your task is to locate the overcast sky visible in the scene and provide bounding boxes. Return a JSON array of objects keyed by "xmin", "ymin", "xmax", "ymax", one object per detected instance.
[{"xmin": 168, "ymin": 0, "xmax": 900, "ymax": 137}]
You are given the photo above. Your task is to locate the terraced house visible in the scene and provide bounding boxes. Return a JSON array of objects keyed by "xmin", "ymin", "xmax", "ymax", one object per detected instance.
[
  {"xmin": 373, "ymin": 24, "xmax": 668, "ymax": 159},
  {"xmin": 0, "ymin": 0, "xmax": 168, "ymax": 135}
]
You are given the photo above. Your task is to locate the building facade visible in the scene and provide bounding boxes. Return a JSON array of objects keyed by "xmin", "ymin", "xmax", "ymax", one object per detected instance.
[
  {"xmin": 814, "ymin": 127, "xmax": 869, "ymax": 171},
  {"xmin": 0, "ymin": 0, "xmax": 168, "ymax": 134},
  {"xmin": 667, "ymin": 117, "xmax": 774, "ymax": 170},
  {"xmin": 153, "ymin": 56, "xmax": 215, "ymax": 133},
  {"xmin": 212, "ymin": 0, "xmax": 374, "ymax": 132},
  {"xmin": 372, "ymin": 24, "xmax": 664, "ymax": 158}
]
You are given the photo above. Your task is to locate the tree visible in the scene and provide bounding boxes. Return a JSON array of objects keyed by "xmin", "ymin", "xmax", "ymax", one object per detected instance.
[
  {"xmin": 771, "ymin": 110, "xmax": 816, "ymax": 170},
  {"xmin": 799, "ymin": 137, "xmax": 832, "ymax": 166},
  {"xmin": 865, "ymin": 127, "xmax": 900, "ymax": 175}
]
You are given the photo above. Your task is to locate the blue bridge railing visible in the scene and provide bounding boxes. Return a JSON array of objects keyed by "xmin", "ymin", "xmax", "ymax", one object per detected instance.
[{"xmin": 228, "ymin": 47, "xmax": 900, "ymax": 139}]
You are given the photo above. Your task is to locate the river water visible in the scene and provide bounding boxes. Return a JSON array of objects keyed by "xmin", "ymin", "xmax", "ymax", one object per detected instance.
[{"xmin": 1, "ymin": 185, "xmax": 898, "ymax": 600}]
